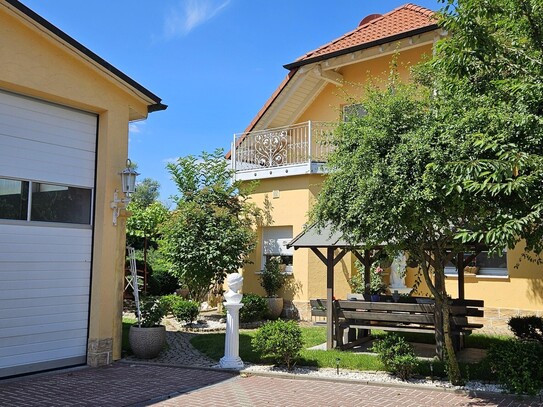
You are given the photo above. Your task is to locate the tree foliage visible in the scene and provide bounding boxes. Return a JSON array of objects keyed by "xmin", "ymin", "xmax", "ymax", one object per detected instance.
[
  {"xmin": 160, "ymin": 149, "xmax": 259, "ymax": 302},
  {"xmin": 312, "ymin": 0, "xmax": 543, "ymax": 384},
  {"xmin": 433, "ymin": 0, "xmax": 543, "ymax": 256}
]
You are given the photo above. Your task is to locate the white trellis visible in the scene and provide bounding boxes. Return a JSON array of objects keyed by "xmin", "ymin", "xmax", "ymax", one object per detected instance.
[{"xmin": 126, "ymin": 246, "xmax": 142, "ymax": 325}]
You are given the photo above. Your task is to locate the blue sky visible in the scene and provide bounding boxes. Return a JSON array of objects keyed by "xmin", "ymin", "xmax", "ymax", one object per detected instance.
[{"xmin": 21, "ymin": 0, "xmax": 440, "ymax": 204}]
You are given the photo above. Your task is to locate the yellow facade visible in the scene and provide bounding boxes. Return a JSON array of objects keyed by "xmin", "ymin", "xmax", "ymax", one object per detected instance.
[
  {"xmin": 239, "ymin": 34, "xmax": 543, "ymax": 324},
  {"xmin": 0, "ymin": 2, "xmax": 162, "ymax": 365}
]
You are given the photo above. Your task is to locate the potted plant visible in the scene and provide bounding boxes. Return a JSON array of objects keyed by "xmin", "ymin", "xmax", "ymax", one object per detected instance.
[
  {"xmin": 260, "ymin": 256, "xmax": 287, "ymax": 319},
  {"xmin": 129, "ymin": 296, "xmax": 168, "ymax": 359},
  {"xmin": 349, "ymin": 262, "xmax": 388, "ymax": 301}
]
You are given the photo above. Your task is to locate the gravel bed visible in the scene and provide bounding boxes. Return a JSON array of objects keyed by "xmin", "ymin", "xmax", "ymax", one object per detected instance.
[{"xmin": 241, "ymin": 364, "xmax": 504, "ymax": 394}]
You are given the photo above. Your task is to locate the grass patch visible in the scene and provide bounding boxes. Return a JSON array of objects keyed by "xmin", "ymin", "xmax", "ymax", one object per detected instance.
[
  {"xmin": 122, "ymin": 317, "xmax": 137, "ymax": 355},
  {"xmin": 190, "ymin": 325, "xmax": 501, "ymax": 381}
]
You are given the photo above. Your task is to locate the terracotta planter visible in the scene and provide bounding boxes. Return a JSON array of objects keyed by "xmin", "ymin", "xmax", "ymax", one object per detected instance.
[
  {"xmin": 266, "ymin": 297, "xmax": 284, "ymax": 319},
  {"xmin": 129, "ymin": 325, "xmax": 166, "ymax": 359}
]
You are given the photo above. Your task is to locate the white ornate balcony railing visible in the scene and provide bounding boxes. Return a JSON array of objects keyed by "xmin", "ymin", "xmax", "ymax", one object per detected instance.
[{"xmin": 231, "ymin": 121, "xmax": 336, "ymax": 179}]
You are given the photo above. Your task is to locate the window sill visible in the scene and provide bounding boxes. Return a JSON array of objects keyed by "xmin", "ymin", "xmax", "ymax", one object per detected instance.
[
  {"xmin": 445, "ymin": 274, "xmax": 509, "ymax": 280},
  {"xmin": 255, "ymin": 271, "xmax": 294, "ymax": 276}
]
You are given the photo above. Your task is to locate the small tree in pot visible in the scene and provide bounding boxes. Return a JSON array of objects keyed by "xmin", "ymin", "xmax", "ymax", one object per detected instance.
[
  {"xmin": 260, "ymin": 256, "xmax": 287, "ymax": 319},
  {"xmin": 129, "ymin": 296, "xmax": 168, "ymax": 359}
]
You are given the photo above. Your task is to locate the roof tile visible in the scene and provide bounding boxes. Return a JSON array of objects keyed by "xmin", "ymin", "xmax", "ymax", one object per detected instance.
[{"xmin": 292, "ymin": 3, "xmax": 436, "ymax": 65}]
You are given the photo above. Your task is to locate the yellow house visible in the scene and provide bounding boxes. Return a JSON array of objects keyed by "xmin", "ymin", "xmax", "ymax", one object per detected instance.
[
  {"xmin": 0, "ymin": 0, "xmax": 165, "ymax": 377},
  {"xmin": 228, "ymin": 3, "xmax": 543, "ymax": 329}
]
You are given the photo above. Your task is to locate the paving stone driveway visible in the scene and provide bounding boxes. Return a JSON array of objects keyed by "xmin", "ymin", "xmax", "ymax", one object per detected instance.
[{"xmin": 0, "ymin": 363, "xmax": 541, "ymax": 407}]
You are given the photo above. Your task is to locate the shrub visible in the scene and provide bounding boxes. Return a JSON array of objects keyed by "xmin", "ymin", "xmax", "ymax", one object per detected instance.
[
  {"xmin": 239, "ymin": 293, "xmax": 268, "ymax": 323},
  {"xmin": 162, "ymin": 295, "xmax": 199, "ymax": 325},
  {"xmin": 260, "ymin": 256, "xmax": 287, "ymax": 297},
  {"xmin": 487, "ymin": 339, "xmax": 543, "ymax": 395},
  {"xmin": 371, "ymin": 334, "xmax": 418, "ymax": 380},
  {"xmin": 148, "ymin": 270, "xmax": 180, "ymax": 296},
  {"xmin": 251, "ymin": 319, "xmax": 303, "ymax": 370},
  {"xmin": 138, "ymin": 296, "xmax": 168, "ymax": 327},
  {"xmin": 508, "ymin": 315, "xmax": 543, "ymax": 345}
]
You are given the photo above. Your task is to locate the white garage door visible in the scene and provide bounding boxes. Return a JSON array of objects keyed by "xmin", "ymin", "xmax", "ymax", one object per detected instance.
[{"xmin": 0, "ymin": 90, "xmax": 96, "ymax": 377}]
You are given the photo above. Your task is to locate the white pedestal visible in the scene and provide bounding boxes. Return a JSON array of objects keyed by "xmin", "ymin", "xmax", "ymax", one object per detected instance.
[{"xmin": 220, "ymin": 302, "xmax": 244, "ymax": 369}]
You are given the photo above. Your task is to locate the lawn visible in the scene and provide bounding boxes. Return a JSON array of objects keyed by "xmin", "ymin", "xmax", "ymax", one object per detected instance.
[{"xmin": 190, "ymin": 326, "xmax": 506, "ymax": 381}]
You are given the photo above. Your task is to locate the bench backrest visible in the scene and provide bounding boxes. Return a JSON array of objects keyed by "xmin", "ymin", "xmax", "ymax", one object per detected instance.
[{"xmin": 333, "ymin": 299, "xmax": 484, "ymax": 329}]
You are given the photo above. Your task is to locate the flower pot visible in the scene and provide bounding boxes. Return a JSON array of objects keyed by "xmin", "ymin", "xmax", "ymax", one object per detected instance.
[
  {"xmin": 129, "ymin": 325, "xmax": 166, "ymax": 359},
  {"xmin": 265, "ymin": 297, "xmax": 284, "ymax": 319},
  {"xmin": 370, "ymin": 294, "xmax": 380, "ymax": 302}
]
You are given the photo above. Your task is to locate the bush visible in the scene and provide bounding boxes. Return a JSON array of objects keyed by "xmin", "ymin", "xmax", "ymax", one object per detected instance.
[
  {"xmin": 139, "ymin": 296, "xmax": 168, "ymax": 327},
  {"xmin": 508, "ymin": 315, "xmax": 543, "ymax": 345},
  {"xmin": 251, "ymin": 319, "xmax": 303, "ymax": 370},
  {"xmin": 239, "ymin": 293, "xmax": 268, "ymax": 323},
  {"xmin": 148, "ymin": 270, "xmax": 180, "ymax": 296},
  {"xmin": 162, "ymin": 294, "xmax": 199, "ymax": 324},
  {"xmin": 371, "ymin": 334, "xmax": 418, "ymax": 380},
  {"xmin": 487, "ymin": 339, "xmax": 543, "ymax": 395},
  {"xmin": 260, "ymin": 256, "xmax": 287, "ymax": 297}
]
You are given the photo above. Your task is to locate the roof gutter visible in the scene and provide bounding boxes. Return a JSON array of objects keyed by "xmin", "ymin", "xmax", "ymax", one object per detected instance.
[
  {"xmin": 4, "ymin": 0, "xmax": 167, "ymax": 113},
  {"xmin": 283, "ymin": 24, "xmax": 439, "ymax": 70}
]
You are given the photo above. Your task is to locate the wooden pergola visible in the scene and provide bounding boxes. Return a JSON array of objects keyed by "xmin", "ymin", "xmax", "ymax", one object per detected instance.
[{"xmin": 288, "ymin": 223, "xmax": 483, "ymax": 351}]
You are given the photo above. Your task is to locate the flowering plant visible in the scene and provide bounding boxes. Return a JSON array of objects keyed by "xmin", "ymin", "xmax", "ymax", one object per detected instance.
[{"xmin": 350, "ymin": 261, "xmax": 388, "ymax": 295}]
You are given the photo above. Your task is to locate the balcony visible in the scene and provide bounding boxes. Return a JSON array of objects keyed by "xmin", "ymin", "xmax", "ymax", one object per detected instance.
[{"xmin": 231, "ymin": 121, "xmax": 336, "ymax": 181}]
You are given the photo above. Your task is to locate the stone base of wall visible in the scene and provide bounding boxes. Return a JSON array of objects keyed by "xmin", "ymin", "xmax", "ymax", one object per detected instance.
[
  {"xmin": 87, "ymin": 338, "xmax": 113, "ymax": 367},
  {"xmin": 475, "ymin": 307, "xmax": 542, "ymax": 336}
]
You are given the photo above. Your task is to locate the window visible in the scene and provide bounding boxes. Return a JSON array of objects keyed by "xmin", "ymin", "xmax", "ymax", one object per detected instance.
[
  {"xmin": 262, "ymin": 226, "xmax": 293, "ymax": 272},
  {"xmin": 0, "ymin": 177, "xmax": 91, "ymax": 225},
  {"xmin": 445, "ymin": 251, "xmax": 508, "ymax": 277},
  {"xmin": 0, "ymin": 178, "xmax": 29, "ymax": 220},
  {"xmin": 342, "ymin": 103, "xmax": 367, "ymax": 122}
]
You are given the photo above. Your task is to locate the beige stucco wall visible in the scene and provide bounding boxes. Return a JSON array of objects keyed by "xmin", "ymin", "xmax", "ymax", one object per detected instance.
[
  {"xmin": 0, "ymin": 4, "xmax": 151, "ymax": 364},
  {"xmin": 243, "ymin": 40, "xmax": 543, "ymax": 321}
]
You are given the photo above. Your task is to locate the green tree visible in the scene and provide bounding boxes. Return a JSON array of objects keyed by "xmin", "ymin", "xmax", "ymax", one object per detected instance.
[
  {"xmin": 131, "ymin": 177, "xmax": 161, "ymax": 209},
  {"xmin": 311, "ymin": 77, "xmax": 476, "ymax": 384},
  {"xmin": 312, "ymin": 0, "xmax": 543, "ymax": 385},
  {"xmin": 432, "ymin": 0, "xmax": 543, "ymax": 256},
  {"xmin": 160, "ymin": 149, "xmax": 259, "ymax": 302},
  {"xmin": 126, "ymin": 178, "xmax": 169, "ymax": 291}
]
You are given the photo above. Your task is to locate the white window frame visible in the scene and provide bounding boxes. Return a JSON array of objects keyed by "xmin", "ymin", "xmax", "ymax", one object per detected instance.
[
  {"xmin": 445, "ymin": 250, "xmax": 508, "ymax": 278},
  {"xmin": 261, "ymin": 226, "xmax": 294, "ymax": 274}
]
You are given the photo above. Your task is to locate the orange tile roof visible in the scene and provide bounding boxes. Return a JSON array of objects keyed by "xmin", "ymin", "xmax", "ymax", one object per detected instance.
[{"xmin": 285, "ymin": 3, "xmax": 436, "ymax": 69}]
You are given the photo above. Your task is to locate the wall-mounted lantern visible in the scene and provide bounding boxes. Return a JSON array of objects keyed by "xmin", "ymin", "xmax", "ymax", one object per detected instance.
[{"xmin": 111, "ymin": 159, "xmax": 139, "ymax": 225}]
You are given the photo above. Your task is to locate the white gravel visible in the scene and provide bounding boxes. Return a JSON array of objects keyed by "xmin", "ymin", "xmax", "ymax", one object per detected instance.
[{"xmin": 241, "ymin": 364, "xmax": 504, "ymax": 394}]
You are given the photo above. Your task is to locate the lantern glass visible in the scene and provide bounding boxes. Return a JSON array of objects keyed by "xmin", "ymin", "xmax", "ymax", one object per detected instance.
[{"xmin": 121, "ymin": 166, "xmax": 139, "ymax": 195}]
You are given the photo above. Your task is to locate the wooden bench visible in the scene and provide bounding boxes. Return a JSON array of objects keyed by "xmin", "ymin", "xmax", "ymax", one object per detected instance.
[
  {"xmin": 333, "ymin": 298, "xmax": 484, "ymax": 350},
  {"xmin": 309, "ymin": 298, "xmax": 327, "ymax": 325}
]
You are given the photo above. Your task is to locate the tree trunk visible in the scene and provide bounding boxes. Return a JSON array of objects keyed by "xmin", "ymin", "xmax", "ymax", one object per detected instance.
[
  {"xmin": 419, "ymin": 250, "xmax": 463, "ymax": 385},
  {"xmin": 442, "ymin": 297, "xmax": 463, "ymax": 385}
]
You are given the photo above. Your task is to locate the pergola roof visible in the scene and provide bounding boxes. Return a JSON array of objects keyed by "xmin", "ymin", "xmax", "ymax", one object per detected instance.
[{"xmin": 288, "ymin": 223, "xmax": 383, "ymax": 250}]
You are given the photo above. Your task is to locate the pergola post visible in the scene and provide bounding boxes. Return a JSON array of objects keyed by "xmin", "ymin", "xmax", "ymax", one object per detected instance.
[
  {"xmin": 326, "ymin": 247, "xmax": 334, "ymax": 350},
  {"xmin": 457, "ymin": 253, "xmax": 465, "ymax": 300}
]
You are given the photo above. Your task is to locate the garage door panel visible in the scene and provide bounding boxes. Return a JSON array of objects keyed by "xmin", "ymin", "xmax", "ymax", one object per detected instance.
[
  {"xmin": 0, "ymin": 344, "xmax": 87, "ymax": 368},
  {"xmin": 1, "ymin": 286, "xmax": 90, "ymax": 300},
  {"xmin": 0, "ymin": 295, "xmax": 88, "ymax": 311},
  {"xmin": 0, "ymin": 310, "xmax": 89, "ymax": 329},
  {"xmin": 0, "ymin": 136, "xmax": 94, "ymax": 187},
  {"xmin": 0, "ymin": 337, "xmax": 87, "ymax": 359},
  {"xmin": 0, "ymin": 92, "xmax": 96, "ymax": 150},
  {"xmin": 0, "ymin": 113, "xmax": 96, "ymax": 152},
  {"xmin": 0, "ymin": 302, "xmax": 88, "ymax": 319},
  {"xmin": 0, "ymin": 319, "xmax": 89, "ymax": 340},
  {"xmin": 0, "ymin": 278, "xmax": 90, "ymax": 291},
  {"xmin": 0, "ymin": 90, "xmax": 96, "ymax": 377}
]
